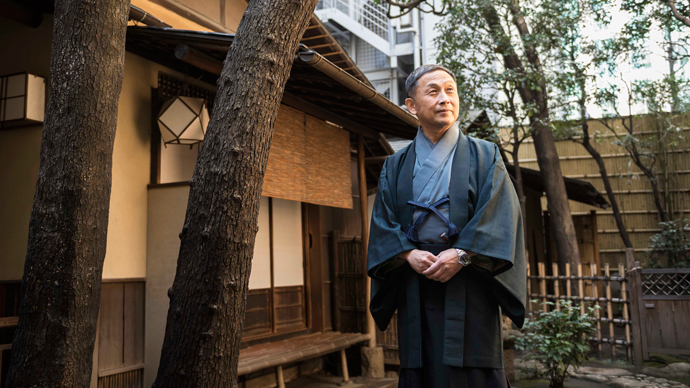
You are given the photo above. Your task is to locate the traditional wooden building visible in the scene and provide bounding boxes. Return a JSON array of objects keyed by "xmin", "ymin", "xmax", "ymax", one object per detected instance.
[{"xmin": 0, "ymin": 3, "xmax": 419, "ymax": 387}]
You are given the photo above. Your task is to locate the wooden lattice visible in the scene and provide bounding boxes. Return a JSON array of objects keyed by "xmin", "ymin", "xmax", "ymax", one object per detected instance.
[{"xmin": 641, "ymin": 269, "xmax": 690, "ymax": 296}]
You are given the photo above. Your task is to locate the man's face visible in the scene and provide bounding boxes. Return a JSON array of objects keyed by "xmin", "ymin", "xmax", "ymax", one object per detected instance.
[{"xmin": 405, "ymin": 70, "xmax": 459, "ymax": 132}]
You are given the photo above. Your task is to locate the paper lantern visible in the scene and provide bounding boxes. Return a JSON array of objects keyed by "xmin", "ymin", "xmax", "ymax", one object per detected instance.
[
  {"xmin": 0, "ymin": 72, "xmax": 45, "ymax": 129},
  {"xmin": 157, "ymin": 96, "xmax": 209, "ymax": 145}
]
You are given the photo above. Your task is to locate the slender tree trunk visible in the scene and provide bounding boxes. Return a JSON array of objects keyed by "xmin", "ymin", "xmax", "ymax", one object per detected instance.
[
  {"xmin": 531, "ymin": 119, "xmax": 581, "ymax": 267},
  {"xmin": 5, "ymin": 0, "xmax": 130, "ymax": 387},
  {"xmin": 152, "ymin": 0, "xmax": 318, "ymax": 386},
  {"xmin": 482, "ymin": 3, "xmax": 581, "ymax": 267},
  {"xmin": 582, "ymin": 141, "xmax": 632, "ymax": 247},
  {"xmin": 512, "ymin": 130, "xmax": 528, "ymax": 223}
]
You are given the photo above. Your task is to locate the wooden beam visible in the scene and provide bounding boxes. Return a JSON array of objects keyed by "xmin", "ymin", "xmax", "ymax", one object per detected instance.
[
  {"xmin": 281, "ymin": 92, "xmax": 379, "ymax": 139},
  {"xmin": 366, "ymin": 156, "xmax": 389, "ymax": 164},
  {"xmin": 358, "ymin": 135, "xmax": 376, "ymax": 348},
  {"xmin": 175, "ymin": 44, "xmax": 223, "ymax": 75},
  {"xmin": 0, "ymin": 0, "xmax": 42, "ymax": 27},
  {"xmin": 308, "ymin": 43, "xmax": 338, "ymax": 50},
  {"xmin": 301, "ymin": 34, "xmax": 329, "ymax": 41}
]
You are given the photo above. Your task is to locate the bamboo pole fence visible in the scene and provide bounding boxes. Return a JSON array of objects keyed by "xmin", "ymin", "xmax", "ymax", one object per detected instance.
[{"xmin": 527, "ymin": 262, "xmax": 632, "ymax": 361}]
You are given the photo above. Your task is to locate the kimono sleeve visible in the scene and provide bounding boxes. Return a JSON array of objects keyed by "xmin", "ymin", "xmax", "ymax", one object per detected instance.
[
  {"xmin": 453, "ymin": 143, "xmax": 527, "ymax": 327},
  {"xmin": 367, "ymin": 159, "xmax": 417, "ymax": 280}
]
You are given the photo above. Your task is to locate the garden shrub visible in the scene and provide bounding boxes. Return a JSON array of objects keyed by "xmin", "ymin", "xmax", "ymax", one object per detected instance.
[{"xmin": 515, "ymin": 300, "xmax": 598, "ymax": 388}]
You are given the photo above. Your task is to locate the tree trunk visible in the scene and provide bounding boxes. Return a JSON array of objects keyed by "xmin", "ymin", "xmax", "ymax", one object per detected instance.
[
  {"xmin": 5, "ymin": 0, "xmax": 130, "ymax": 387},
  {"xmin": 481, "ymin": 3, "xmax": 581, "ymax": 267},
  {"xmin": 152, "ymin": 0, "xmax": 318, "ymax": 386},
  {"xmin": 531, "ymin": 119, "xmax": 581, "ymax": 267},
  {"xmin": 581, "ymin": 139, "xmax": 633, "ymax": 248}
]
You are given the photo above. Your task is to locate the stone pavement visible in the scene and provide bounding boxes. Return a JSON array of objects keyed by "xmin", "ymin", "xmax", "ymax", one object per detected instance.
[
  {"xmin": 569, "ymin": 366, "xmax": 688, "ymax": 388},
  {"xmin": 516, "ymin": 358, "xmax": 690, "ymax": 388}
]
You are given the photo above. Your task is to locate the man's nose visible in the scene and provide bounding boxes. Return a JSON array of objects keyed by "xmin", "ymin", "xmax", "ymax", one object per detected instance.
[{"xmin": 438, "ymin": 91, "xmax": 450, "ymax": 104}]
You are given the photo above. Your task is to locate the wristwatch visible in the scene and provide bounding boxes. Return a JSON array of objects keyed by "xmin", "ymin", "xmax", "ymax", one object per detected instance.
[{"xmin": 456, "ymin": 248, "xmax": 472, "ymax": 266}]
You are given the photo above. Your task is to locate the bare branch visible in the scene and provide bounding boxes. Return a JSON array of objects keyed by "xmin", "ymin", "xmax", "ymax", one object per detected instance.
[
  {"xmin": 380, "ymin": 0, "xmax": 448, "ymax": 18},
  {"xmin": 668, "ymin": 0, "xmax": 690, "ymax": 28}
]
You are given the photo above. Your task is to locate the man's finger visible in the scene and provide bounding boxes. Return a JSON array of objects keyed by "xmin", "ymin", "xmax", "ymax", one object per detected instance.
[
  {"xmin": 422, "ymin": 260, "xmax": 443, "ymax": 276},
  {"xmin": 421, "ymin": 252, "xmax": 438, "ymax": 263}
]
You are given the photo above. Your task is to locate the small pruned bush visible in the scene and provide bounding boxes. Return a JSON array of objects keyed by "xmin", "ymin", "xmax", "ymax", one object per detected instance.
[
  {"xmin": 515, "ymin": 300, "xmax": 598, "ymax": 388},
  {"xmin": 648, "ymin": 219, "xmax": 690, "ymax": 268}
]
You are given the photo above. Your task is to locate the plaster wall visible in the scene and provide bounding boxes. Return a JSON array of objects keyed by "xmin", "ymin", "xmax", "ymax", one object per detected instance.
[
  {"xmin": 145, "ymin": 186, "xmax": 302, "ymax": 386},
  {"xmin": 0, "ymin": 16, "xmax": 191, "ymax": 281}
]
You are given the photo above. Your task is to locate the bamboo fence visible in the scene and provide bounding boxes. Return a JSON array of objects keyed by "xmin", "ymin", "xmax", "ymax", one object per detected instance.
[{"xmin": 527, "ymin": 262, "xmax": 632, "ymax": 361}]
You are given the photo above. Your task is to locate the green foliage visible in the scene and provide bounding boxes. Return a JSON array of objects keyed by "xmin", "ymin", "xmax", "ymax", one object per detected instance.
[
  {"xmin": 648, "ymin": 219, "xmax": 690, "ymax": 268},
  {"xmin": 516, "ymin": 301, "xmax": 598, "ymax": 388}
]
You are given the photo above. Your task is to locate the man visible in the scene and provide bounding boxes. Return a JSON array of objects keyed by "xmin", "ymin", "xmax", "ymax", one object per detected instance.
[{"xmin": 367, "ymin": 65, "xmax": 526, "ymax": 388}]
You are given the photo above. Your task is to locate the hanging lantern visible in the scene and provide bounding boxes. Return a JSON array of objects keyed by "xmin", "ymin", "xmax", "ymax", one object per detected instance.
[
  {"xmin": 0, "ymin": 72, "xmax": 45, "ymax": 129},
  {"xmin": 157, "ymin": 96, "xmax": 209, "ymax": 146}
]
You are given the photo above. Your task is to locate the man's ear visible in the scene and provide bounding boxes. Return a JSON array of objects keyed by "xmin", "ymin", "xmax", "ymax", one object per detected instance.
[{"xmin": 405, "ymin": 98, "xmax": 417, "ymax": 115}]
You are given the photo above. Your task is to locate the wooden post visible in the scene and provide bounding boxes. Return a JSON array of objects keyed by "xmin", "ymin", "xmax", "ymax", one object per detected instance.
[
  {"xmin": 619, "ymin": 263, "xmax": 632, "ymax": 361},
  {"xmin": 527, "ymin": 262, "xmax": 532, "ymax": 313},
  {"xmin": 331, "ymin": 230, "xmax": 342, "ymax": 332},
  {"xmin": 578, "ymin": 264, "xmax": 585, "ymax": 316},
  {"xmin": 605, "ymin": 264, "xmax": 616, "ymax": 361},
  {"xmin": 590, "ymin": 263, "xmax": 603, "ymax": 358},
  {"xmin": 276, "ymin": 365, "xmax": 285, "ymax": 388},
  {"xmin": 553, "ymin": 263, "xmax": 560, "ymax": 311},
  {"xmin": 340, "ymin": 348, "xmax": 350, "ymax": 382},
  {"xmin": 539, "ymin": 262, "xmax": 547, "ymax": 313},
  {"xmin": 565, "ymin": 263, "xmax": 572, "ymax": 304},
  {"xmin": 357, "ymin": 135, "xmax": 376, "ymax": 348},
  {"xmin": 626, "ymin": 248, "xmax": 645, "ymax": 372}
]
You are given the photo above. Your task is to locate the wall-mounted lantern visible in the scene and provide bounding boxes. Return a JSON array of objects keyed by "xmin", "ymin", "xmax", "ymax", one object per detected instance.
[
  {"xmin": 157, "ymin": 96, "xmax": 209, "ymax": 146},
  {"xmin": 0, "ymin": 72, "xmax": 45, "ymax": 129}
]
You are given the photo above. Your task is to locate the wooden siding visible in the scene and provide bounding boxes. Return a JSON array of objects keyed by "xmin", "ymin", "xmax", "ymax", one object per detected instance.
[
  {"xmin": 505, "ymin": 116, "xmax": 690, "ymax": 267},
  {"xmin": 98, "ymin": 282, "xmax": 145, "ymax": 388}
]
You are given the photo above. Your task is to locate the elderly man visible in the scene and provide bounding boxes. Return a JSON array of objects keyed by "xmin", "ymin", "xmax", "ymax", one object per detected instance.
[{"xmin": 367, "ymin": 65, "xmax": 526, "ymax": 388}]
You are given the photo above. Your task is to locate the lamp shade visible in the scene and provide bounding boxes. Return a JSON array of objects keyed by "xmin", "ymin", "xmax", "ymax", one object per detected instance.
[
  {"xmin": 157, "ymin": 96, "xmax": 209, "ymax": 145},
  {"xmin": 0, "ymin": 72, "xmax": 45, "ymax": 129}
]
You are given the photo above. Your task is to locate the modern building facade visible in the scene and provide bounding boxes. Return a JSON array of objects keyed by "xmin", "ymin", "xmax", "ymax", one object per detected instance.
[{"xmin": 315, "ymin": 0, "xmax": 442, "ymax": 105}]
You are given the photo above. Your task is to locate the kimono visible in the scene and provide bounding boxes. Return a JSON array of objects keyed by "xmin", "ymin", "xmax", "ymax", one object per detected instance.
[{"xmin": 367, "ymin": 125, "xmax": 526, "ymax": 387}]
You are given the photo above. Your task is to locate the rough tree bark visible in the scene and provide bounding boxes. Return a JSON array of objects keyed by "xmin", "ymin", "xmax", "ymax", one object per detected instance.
[
  {"xmin": 5, "ymin": 0, "xmax": 130, "ymax": 387},
  {"xmin": 152, "ymin": 0, "xmax": 318, "ymax": 386},
  {"xmin": 482, "ymin": 4, "xmax": 581, "ymax": 267}
]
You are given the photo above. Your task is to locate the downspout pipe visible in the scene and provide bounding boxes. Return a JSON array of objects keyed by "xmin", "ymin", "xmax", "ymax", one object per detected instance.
[
  {"xmin": 129, "ymin": 5, "xmax": 171, "ymax": 28},
  {"xmin": 296, "ymin": 45, "xmax": 419, "ymax": 129}
]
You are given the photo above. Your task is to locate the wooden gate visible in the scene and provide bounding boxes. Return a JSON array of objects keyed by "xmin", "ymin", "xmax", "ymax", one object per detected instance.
[
  {"xmin": 634, "ymin": 266, "xmax": 690, "ymax": 357},
  {"xmin": 329, "ymin": 230, "xmax": 366, "ymax": 335}
]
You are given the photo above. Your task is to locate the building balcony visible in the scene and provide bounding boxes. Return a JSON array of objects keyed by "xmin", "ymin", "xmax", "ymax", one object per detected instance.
[{"xmin": 316, "ymin": 0, "xmax": 393, "ymax": 56}]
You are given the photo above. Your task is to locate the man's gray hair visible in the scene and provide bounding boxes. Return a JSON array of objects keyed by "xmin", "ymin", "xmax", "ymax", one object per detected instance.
[{"xmin": 405, "ymin": 64, "xmax": 456, "ymax": 99}]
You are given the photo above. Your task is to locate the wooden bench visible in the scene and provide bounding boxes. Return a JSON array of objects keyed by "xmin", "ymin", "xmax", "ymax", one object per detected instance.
[{"xmin": 238, "ymin": 331, "xmax": 370, "ymax": 388}]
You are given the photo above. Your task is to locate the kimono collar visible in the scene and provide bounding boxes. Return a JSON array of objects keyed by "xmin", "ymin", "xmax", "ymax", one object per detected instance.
[
  {"xmin": 397, "ymin": 125, "xmax": 470, "ymax": 234},
  {"xmin": 413, "ymin": 123, "xmax": 460, "ymax": 199}
]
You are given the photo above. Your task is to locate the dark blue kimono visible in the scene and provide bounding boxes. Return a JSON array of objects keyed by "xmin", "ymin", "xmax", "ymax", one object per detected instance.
[{"xmin": 367, "ymin": 131, "xmax": 526, "ymax": 386}]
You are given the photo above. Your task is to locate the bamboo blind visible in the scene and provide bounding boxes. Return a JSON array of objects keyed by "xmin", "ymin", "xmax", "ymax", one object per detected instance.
[
  {"xmin": 262, "ymin": 104, "xmax": 353, "ymax": 209},
  {"xmin": 157, "ymin": 74, "xmax": 353, "ymax": 209}
]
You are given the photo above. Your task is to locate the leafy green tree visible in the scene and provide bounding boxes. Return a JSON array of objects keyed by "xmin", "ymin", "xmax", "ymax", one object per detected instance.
[
  {"xmin": 426, "ymin": 0, "xmax": 583, "ymax": 268},
  {"xmin": 545, "ymin": 0, "xmax": 634, "ymax": 249}
]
